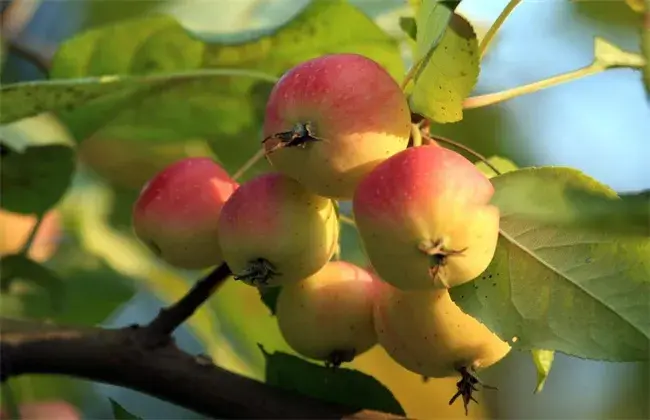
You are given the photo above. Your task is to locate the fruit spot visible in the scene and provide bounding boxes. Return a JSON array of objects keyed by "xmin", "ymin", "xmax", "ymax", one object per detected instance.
[
  {"xmin": 234, "ymin": 258, "xmax": 281, "ymax": 286},
  {"xmin": 324, "ymin": 348, "xmax": 356, "ymax": 369},
  {"xmin": 263, "ymin": 122, "xmax": 323, "ymax": 154},
  {"xmin": 418, "ymin": 238, "xmax": 468, "ymax": 288},
  {"xmin": 448, "ymin": 366, "xmax": 498, "ymax": 416}
]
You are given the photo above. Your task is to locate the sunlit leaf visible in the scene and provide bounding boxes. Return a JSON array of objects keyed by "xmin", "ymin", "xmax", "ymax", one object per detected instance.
[
  {"xmin": 593, "ymin": 37, "xmax": 645, "ymax": 69},
  {"xmin": 451, "ymin": 167, "xmax": 650, "ymax": 361},
  {"xmin": 409, "ymin": 12, "xmax": 479, "ymax": 123},
  {"xmin": 487, "ymin": 168, "xmax": 650, "ymax": 236},
  {"xmin": 531, "ymin": 349, "xmax": 555, "ymax": 394}
]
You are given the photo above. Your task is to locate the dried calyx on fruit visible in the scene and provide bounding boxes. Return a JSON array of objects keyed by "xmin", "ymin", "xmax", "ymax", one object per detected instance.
[
  {"xmin": 275, "ymin": 261, "xmax": 377, "ymax": 367},
  {"xmin": 132, "ymin": 157, "xmax": 238, "ymax": 270},
  {"xmin": 373, "ymin": 276, "xmax": 510, "ymax": 414},
  {"xmin": 353, "ymin": 145, "xmax": 500, "ymax": 291},
  {"xmin": 263, "ymin": 53, "xmax": 411, "ymax": 200},
  {"xmin": 217, "ymin": 172, "xmax": 339, "ymax": 287}
]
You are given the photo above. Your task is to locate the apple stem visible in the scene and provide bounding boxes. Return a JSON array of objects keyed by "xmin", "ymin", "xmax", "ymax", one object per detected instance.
[
  {"xmin": 233, "ymin": 258, "xmax": 281, "ymax": 286},
  {"xmin": 18, "ymin": 212, "xmax": 44, "ymax": 256},
  {"xmin": 479, "ymin": 0, "xmax": 522, "ymax": 59},
  {"xmin": 232, "ymin": 149, "xmax": 265, "ymax": 181},
  {"xmin": 424, "ymin": 132, "xmax": 502, "ymax": 176},
  {"xmin": 463, "ymin": 63, "xmax": 604, "ymax": 110}
]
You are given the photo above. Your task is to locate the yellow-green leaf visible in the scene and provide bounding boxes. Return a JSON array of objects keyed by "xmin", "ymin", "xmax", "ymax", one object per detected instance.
[
  {"xmin": 409, "ymin": 13, "xmax": 480, "ymax": 123},
  {"xmin": 531, "ymin": 349, "xmax": 555, "ymax": 393}
]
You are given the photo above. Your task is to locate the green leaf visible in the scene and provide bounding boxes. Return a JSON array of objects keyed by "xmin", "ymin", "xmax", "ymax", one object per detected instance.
[
  {"xmin": 14, "ymin": 261, "xmax": 136, "ymax": 326},
  {"xmin": 0, "ymin": 143, "xmax": 76, "ymax": 215},
  {"xmin": 409, "ymin": 12, "xmax": 480, "ymax": 123},
  {"xmin": 261, "ymin": 347, "xmax": 405, "ymax": 416},
  {"xmin": 258, "ymin": 286, "xmax": 281, "ymax": 316},
  {"xmin": 34, "ymin": 0, "xmax": 402, "ymax": 174},
  {"xmin": 624, "ymin": 0, "xmax": 644, "ymax": 13},
  {"xmin": 475, "ymin": 155, "xmax": 519, "ymax": 179},
  {"xmin": 399, "ymin": 17, "xmax": 417, "ymax": 40},
  {"xmin": 450, "ymin": 167, "xmax": 650, "ymax": 362},
  {"xmin": 413, "ymin": 0, "xmax": 454, "ymax": 63},
  {"xmin": 531, "ymin": 349, "xmax": 555, "ymax": 394},
  {"xmin": 486, "ymin": 168, "xmax": 650, "ymax": 236},
  {"xmin": 110, "ymin": 398, "xmax": 142, "ymax": 420},
  {"xmin": 593, "ymin": 37, "xmax": 645, "ymax": 69},
  {"xmin": 0, "ymin": 254, "xmax": 64, "ymax": 311}
]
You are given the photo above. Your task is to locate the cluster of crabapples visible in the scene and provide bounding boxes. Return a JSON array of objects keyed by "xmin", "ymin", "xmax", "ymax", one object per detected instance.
[{"xmin": 133, "ymin": 53, "xmax": 510, "ymax": 407}]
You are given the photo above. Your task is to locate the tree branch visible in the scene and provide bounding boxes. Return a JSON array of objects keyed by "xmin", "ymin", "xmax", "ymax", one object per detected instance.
[
  {"xmin": 0, "ymin": 264, "xmax": 405, "ymax": 419},
  {"xmin": 143, "ymin": 263, "xmax": 231, "ymax": 340},
  {"xmin": 0, "ymin": 319, "xmax": 401, "ymax": 419}
]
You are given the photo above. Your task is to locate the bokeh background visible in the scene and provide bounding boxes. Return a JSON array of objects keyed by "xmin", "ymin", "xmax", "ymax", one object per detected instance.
[{"xmin": 1, "ymin": 0, "xmax": 648, "ymax": 419}]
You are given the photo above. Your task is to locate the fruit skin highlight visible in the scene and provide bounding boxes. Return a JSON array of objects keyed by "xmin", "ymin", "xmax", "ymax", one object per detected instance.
[
  {"xmin": 132, "ymin": 157, "xmax": 238, "ymax": 270},
  {"xmin": 276, "ymin": 261, "xmax": 377, "ymax": 366},
  {"xmin": 263, "ymin": 53, "xmax": 411, "ymax": 199},
  {"xmin": 373, "ymin": 276, "xmax": 511, "ymax": 379},
  {"xmin": 353, "ymin": 145, "xmax": 500, "ymax": 290},
  {"xmin": 217, "ymin": 172, "xmax": 339, "ymax": 287}
]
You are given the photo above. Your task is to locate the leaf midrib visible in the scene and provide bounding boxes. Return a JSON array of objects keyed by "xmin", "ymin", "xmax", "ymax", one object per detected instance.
[{"xmin": 498, "ymin": 218, "xmax": 648, "ymax": 341}]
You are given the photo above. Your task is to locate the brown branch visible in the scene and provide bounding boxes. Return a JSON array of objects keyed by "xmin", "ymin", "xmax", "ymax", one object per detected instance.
[
  {"xmin": 0, "ymin": 319, "xmax": 401, "ymax": 419},
  {"xmin": 0, "ymin": 264, "xmax": 405, "ymax": 419},
  {"xmin": 143, "ymin": 263, "xmax": 232, "ymax": 340}
]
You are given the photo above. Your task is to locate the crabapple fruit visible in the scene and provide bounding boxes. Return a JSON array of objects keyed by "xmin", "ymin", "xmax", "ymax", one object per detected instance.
[
  {"xmin": 373, "ymin": 277, "xmax": 511, "ymax": 379},
  {"xmin": 263, "ymin": 53, "xmax": 411, "ymax": 199},
  {"xmin": 275, "ymin": 261, "xmax": 377, "ymax": 366},
  {"xmin": 132, "ymin": 157, "xmax": 238, "ymax": 269},
  {"xmin": 0, "ymin": 401, "xmax": 80, "ymax": 420},
  {"xmin": 353, "ymin": 145, "xmax": 500, "ymax": 290},
  {"xmin": 217, "ymin": 172, "xmax": 338, "ymax": 287}
]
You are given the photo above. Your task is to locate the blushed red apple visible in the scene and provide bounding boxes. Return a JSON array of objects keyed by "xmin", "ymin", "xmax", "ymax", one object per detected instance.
[
  {"xmin": 217, "ymin": 172, "xmax": 338, "ymax": 287},
  {"xmin": 353, "ymin": 145, "xmax": 500, "ymax": 290},
  {"xmin": 132, "ymin": 157, "xmax": 238, "ymax": 270},
  {"xmin": 263, "ymin": 53, "xmax": 411, "ymax": 199}
]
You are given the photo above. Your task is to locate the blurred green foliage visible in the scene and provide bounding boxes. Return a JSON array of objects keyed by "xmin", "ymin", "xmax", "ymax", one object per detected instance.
[{"xmin": 0, "ymin": 0, "xmax": 648, "ymax": 419}]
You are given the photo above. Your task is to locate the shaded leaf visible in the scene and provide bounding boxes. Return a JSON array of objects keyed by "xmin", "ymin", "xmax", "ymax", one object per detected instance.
[
  {"xmin": 399, "ymin": 17, "xmax": 417, "ymax": 40},
  {"xmin": 531, "ymin": 349, "xmax": 555, "ymax": 394},
  {"xmin": 451, "ymin": 167, "xmax": 650, "ymax": 361},
  {"xmin": 261, "ymin": 346, "xmax": 405, "ymax": 416},
  {"xmin": 110, "ymin": 398, "xmax": 142, "ymax": 420},
  {"xmin": 39, "ymin": 1, "xmax": 403, "ymax": 175},
  {"xmin": 486, "ymin": 168, "xmax": 650, "ymax": 236},
  {"xmin": 258, "ymin": 286, "xmax": 281, "ymax": 316},
  {"xmin": 16, "ymin": 261, "xmax": 136, "ymax": 326},
  {"xmin": 410, "ymin": 12, "xmax": 479, "ymax": 123},
  {"xmin": 0, "ymin": 254, "xmax": 64, "ymax": 311},
  {"xmin": 0, "ymin": 143, "xmax": 76, "ymax": 215}
]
